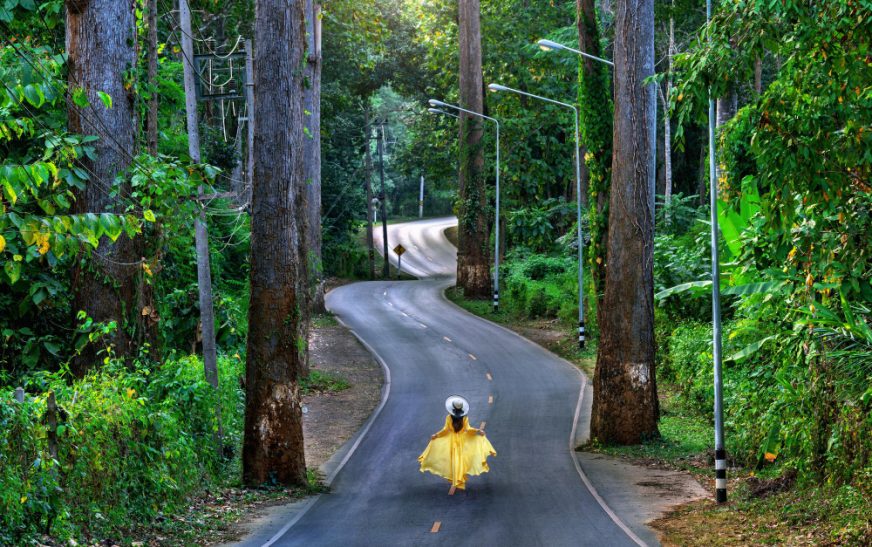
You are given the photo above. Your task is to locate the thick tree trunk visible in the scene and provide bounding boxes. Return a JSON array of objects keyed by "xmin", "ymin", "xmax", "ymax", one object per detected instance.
[
  {"xmin": 304, "ymin": 1, "xmax": 324, "ymax": 314},
  {"xmin": 591, "ymin": 0, "xmax": 659, "ymax": 444},
  {"xmin": 66, "ymin": 0, "xmax": 138, "ymax": 375},
  {"xmin": 243, "ymin": 0, "xmax": 308, "ymax": 487},
  {"xmin": 456, "ymin": 0, "xmax": 490, "ymax": 297},
  {"xmin": 577, "ymin": 0, "xmax": 612, "ymax": 307}
]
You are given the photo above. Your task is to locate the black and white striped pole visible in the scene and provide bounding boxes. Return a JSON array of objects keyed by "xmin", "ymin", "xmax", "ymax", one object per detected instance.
[{"xmin": 707, "ymin": 0, "xmax": 727, "ymax": 504}]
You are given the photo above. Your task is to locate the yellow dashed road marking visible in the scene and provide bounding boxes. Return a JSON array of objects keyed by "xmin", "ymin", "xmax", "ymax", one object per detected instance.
[
  {"xmin": 486, "ymin": 373, "xmax": 492, "ymax": 381},
  {"xmin": 430, "ymin": 521, "xmax": 441, "ymax": 533},
  {"xmin": 488, "ymin": 395, "xmax": 494, "ymax": 404}
]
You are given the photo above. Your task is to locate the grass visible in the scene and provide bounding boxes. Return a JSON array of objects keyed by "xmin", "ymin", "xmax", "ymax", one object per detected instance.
[
  {"xmin": 300, "ymin": 370, "xmax": 351, "ymax": 395},
  {"xmin": 312, "ymin": 312, "xmax": 339, "ymax": 328}
]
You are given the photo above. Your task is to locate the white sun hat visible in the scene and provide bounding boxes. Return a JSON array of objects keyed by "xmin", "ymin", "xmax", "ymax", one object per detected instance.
[{"xmin": 445, "ymin": 395, "xmax": 470, "ymax": 417}]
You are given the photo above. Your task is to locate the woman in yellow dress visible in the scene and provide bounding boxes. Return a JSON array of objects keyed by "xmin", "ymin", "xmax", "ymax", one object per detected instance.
[{"xmin": 418, "ymin": 395, "xmax": 496, "ymax": 490}]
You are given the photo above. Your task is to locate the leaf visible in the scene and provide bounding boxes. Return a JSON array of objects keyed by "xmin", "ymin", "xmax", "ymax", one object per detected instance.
[
  {"xmin": 143, "ymin": 209, "xmax": 156, "ymax": 223},
  {"xmin": 4, "ymin": 261, "xmax": 21, "ymax": 284},
  {"xmin": 97, "ymin": 91, "xmax": 113, "ymax": 109},
  {"xmin": 727, "ymin": 335, "xmax": 776, "ymax": 362},
  {"xmin": 721, "ymin": 281, "xmax": 787, "ymax": 296},
  {"xmin": 22, "ymin": 84, "xmax": 44, "ymax": 107},
  {"xmin": 655, "ymin": 280, "xmax": 712, "ymax": 300}
]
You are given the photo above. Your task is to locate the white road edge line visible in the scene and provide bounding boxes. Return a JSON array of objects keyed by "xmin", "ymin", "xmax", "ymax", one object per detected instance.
[
  {"xmin": 261, "ymin": 315, "xmax": 393, "ymax": 547},
  {"xmin": 438, "ymin": 287, "xmax": 648, "ymax": 547}
]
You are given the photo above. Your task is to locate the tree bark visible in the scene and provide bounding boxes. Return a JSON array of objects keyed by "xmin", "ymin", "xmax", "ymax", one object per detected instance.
[
  {"xmin": 754, "ymin": 56, "xmax": 763, "ymax": 96},
  {"xmin": 66, "ymin": 0, "xmax": 138, "ymax": 375},
  {"xmin": 591, "ymin": 0, "xmax": 659, "ymax": 444},
  {"xmin": 577, "ymin": 0, "xmax": 612, "ymax": 308},
  {"xmin": 243, "ymin": 0, "xmax": 309, "ymax": 487},
  {"xmin": 146, "ymin": 0, "xmax": 158, "ymax": 156},
  {"xmin": 457, "ymin": 0, "xmax": 490, "ymax": 297},
  {"xmin": 304, "ymin": 1, "xmax": 324, "ymax": 314}
]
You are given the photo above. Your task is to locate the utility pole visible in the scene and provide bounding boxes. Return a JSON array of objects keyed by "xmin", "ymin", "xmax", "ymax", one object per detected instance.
[
  {"xmin": 378, "ymin": 122, "xmax": 389, "ymax": 278},
  {"xmin": 180, "ymin": 0, "xmax": 220, "ymax": 400},
  {"xmin": 244, "ymin": 39, "xmax": 255, "ymax": 207},
  {"xmin": 363, "ymin": 110, "xmax": 375, "ymax": 279},
  {"xmin": 418, "ymin": 175, "xmax": 424, "ymax": 218}
]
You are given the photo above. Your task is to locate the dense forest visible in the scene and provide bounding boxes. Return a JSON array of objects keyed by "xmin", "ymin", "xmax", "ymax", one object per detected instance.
[{"xmin": 1, "ymin": 0, "xmax": 869, "ymax": 544}]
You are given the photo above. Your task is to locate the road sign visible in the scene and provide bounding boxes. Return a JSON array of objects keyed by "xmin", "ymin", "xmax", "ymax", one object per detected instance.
[{"xmin": 393, "ymin": 244, "xmax": 406, "ymax": 256}]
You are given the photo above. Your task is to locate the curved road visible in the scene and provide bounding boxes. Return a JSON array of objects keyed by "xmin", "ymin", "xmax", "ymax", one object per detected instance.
[{"xmin": 269, "ymin": 217, "xmax": 642, "ymax": 546}]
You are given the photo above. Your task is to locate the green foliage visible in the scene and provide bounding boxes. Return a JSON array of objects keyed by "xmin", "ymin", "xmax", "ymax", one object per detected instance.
[{"xmin": 0, "ymin": 355, "xmax": 244, "ymax": 543}]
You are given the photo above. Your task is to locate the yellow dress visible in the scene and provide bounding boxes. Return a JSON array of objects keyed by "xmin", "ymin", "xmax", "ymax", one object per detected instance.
[{"xmin": 418, "ymin": 415, "xmax": 496, "ymax": 490}]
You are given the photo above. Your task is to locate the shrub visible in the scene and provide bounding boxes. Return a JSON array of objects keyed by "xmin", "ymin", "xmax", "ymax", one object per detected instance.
[{"xmin": 0, "ymin": 355, "xmax": 244, "ymax": 543}]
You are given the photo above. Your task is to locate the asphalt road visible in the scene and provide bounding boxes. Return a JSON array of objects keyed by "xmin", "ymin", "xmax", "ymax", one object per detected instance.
[{"xmin": 267, "ymin": 217, "xmax": 642, "ymax": 546}]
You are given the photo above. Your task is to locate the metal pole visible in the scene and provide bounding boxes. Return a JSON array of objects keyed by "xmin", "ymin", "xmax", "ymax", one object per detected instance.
[
  {"xmin": 419, "ymin": 175, "xmax": 424, "ymax": 218},
  {"xmin": 493, "ymin": 121, "xmax": 500, "ymax": 312},
  {"xmin": 364, "ymin": 113, "xmax": 376, "ymax": 279},
  {"xmin": 573, "ymin": 107, "xmax": 585, "ymax": 349},
  {"xmin": 707, "ymin": 0, "xmax": 727, "ymax": 505},
  {"xmin": 378, "ymin": 123, "xmax": 389, "ymax": 278}
]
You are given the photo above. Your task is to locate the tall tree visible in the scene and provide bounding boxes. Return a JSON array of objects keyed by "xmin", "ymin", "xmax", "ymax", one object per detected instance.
[
  {"xmin": 66, "ymin": 0, "xmax": 139, "ymax": 375},
  {"xmin": 456, "ymin": 0, "xmax": 490, "ymax": 297},
  {"xmin": 304, "ymin": 0, "xmax": 324, "ymax": 312},
  {"xmin": 577, "ymin": 0, "xmax": 613, "ymax": 308},
  {"xmin": 146, "ymin": 0, "xmax": 159, "ymax": 156},
  {"xmin": 591, "ymin": 0, "xmax": 659, "ymax": 444},
  {"xmin": 243, "ymin": 0, "xmax": 309, "ymax": 487}
]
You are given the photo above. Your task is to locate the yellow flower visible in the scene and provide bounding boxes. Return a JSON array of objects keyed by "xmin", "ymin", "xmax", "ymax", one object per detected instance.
[
  {"xmin": 764, "ymin": 452, "xmax": 777, "ymax": 462},
  {"xmin": 0, "ymin": 234, "xmax": 5, "ymax": 253},
  {"xmin": 126, "ymin": 388, "xmax": 136, "ymax": 398},
  {"xmin": 20, "ymin": 496, "xmax": 27, "ymax": 504}
]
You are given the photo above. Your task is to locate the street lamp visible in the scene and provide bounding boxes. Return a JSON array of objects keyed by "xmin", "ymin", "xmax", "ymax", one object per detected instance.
[
  {"xmin": 488, "ymin": 82, "xmax": 586, "ymax": 349},
  {"xmin": 428, "ymin": 107, "xmax": 459, "ymax": 118},
  {"xmin": 536, "ymin": 39, "xmax": 614, "ymax": 67},
  {"xmin": 428, "ymin": 99, "xmax": 501, "ymax": 312}
]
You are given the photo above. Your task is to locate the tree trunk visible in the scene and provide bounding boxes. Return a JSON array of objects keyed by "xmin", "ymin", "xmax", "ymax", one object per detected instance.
[
  {"xmin": 663, "ymin": 11, "xmax": 674, "ymax": 215},
  {"xmin": 591, "ymin": 0, "xmax": 659, "ymax": 444},
  {"xmin": 243, "ymin": 0, "xmax": 308, "ymax": 487},
  {"xmin": 180, "ymin": 0, "xmax": 219, "ymax": 395},
  {"xmin": 67, "ymin": 0, "xmax": 139, "ymax": 375},
  {"xmin": 304, "ymin": 1, "xmax": 324, "ymax": 314},
  {"xmin": 146, "ymin": 0, "xmax": 158, "ymax": 155},
  {"xmin": 457, "ymin": 0, "xmax": 490, "ymax": 297},
  {"xmin": 364, "ymin": 109, "xmax": 375, "ymax": 280},
  {"xmin": 577, "ymin": 0, "xmax": 612, "ymax": 308},
  {"xmin": 715, "ymin": 86, "xmax": 737, "ymax": 186},
  {"xmin": 754, "ymin": 56, "xmax": 763, "ymax": 96}
]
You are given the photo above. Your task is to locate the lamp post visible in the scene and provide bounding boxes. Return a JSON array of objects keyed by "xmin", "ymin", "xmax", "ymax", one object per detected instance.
[
  {"xmin": 428, "ymin": 100, "xmax": 502, "ymax": 312},
  {"xmin": 705, "ymin": 0, "xmax": 727, "ymax": 505},
  {"xmin": 536, "ymin": 38, "xmax": 615, "ymax": 67},
  {"xmin": 488, "ymin": 83, "xmax": 586, "ymax": 348}
]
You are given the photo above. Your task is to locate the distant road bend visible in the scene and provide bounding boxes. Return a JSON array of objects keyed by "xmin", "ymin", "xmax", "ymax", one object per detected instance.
[{"xmin": 266, "ymin": 217, "xmax": 644, "ymax": 546}]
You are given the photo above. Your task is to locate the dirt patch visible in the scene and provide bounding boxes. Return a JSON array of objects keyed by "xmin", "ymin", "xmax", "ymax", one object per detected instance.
[{"xmin": 303, "ymin": 323, "xmax": 383, "ymax": 470}]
